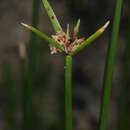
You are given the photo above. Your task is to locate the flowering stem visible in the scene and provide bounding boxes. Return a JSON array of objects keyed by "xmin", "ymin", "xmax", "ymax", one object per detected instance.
[
  {"xmin": 65, "ymin": 55, "xmax": 72, "ymax": 130},
  {"xmin": 99, "ymin": 0, "xmax": 123, "ymax": 130}
]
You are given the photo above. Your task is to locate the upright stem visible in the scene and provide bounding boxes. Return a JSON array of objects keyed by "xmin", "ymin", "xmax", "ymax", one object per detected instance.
[
  {"xmin": 65, "ymin": 55, "xmax": 72, "ymax": 130},
  {"xmin": 25, "ymin": 0, "xmax": 40, "ymax": 129},
  {"xmin": 2, "ymin": 64, "xmax": 16, "ymax": 130},
  {"xmin": 29, "ymin": 0, "xmax": 40, "ymax": 63},
  {"xmin": 20, "ymin": 58, "xmax": 28, "ymax": 130},
  {"xmin": 99, "ymin": 0, "xmax": 123, "ymax": 130}
]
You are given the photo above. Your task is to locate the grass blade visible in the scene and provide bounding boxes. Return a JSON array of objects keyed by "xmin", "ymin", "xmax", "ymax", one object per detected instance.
[
  {"xmin": 42, "ymin": 0, "xmax": 62, "ymax": 32},
  {"xmin": 72, "ymin": 21, "xmax": 110, "ymax": 55},
  {"xmin": 99, "ymin": 0, "xmax": 123, "ymax": 130},
  {"xmin": 65, "ymin": 55, "xmax": 72, "ymax": 130},
  {"xmin": 21, "ymin": 23, "xmax": 64, "ymax": 51}
]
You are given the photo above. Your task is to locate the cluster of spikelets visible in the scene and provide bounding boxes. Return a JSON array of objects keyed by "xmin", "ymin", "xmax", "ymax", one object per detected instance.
[
  {"xmin": 21, "ymin": 0, "xmax": 109, "ymax": 56},
  {"xmin": 50, "ymin": 21, "xmax": 85, "ymax": 54}
]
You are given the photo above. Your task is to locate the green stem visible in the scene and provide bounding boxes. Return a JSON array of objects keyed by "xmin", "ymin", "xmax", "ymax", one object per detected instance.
[
  {"xmin": 29, "ymin": 0, "xmax": 40, "ymax": 62},
  {"xmin": 20, "ymin": 58, "xmax": 28, "ymax": 130},
  {"xmin": 99, "ymin": 0, "xmax": 123, "ymax": 130},
  {"xmin": 2, "ymin": 64, "xmax": 16, "ymax": 130},
  {"xmin": 65, "ymin": 55, "xmax": 72, "ymax": 130},
  {"xmin": 25, "ymin": 0, "xmax": 40, "ymax": 129}
]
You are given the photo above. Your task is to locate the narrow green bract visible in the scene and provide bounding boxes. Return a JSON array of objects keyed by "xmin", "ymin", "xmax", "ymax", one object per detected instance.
[
  {"xmin": 72, "ymin": 21, "xmax": 110, "ymax": 56},
  {"xmin": 21, "ymin": 23, "xmax": 64, "ymax": 51},
  {"xmin": 42, "ymin": 0, "xmax": 62, "ymax": 32},
  {"xmin": 74, "ymin": 19, "xmax": 80, "ymax": 36}
]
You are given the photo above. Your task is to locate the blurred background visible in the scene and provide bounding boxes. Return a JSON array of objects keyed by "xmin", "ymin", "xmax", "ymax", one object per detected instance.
[{"xmin": 0, "ymin": 0, "xmax": 130, "ymax": 130}]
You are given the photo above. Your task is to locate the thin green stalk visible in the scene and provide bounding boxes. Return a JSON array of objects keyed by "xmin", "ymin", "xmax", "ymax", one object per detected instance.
[
  {"xmin": 2, "ymin": 64, "xmax": 16, "ymax": 130},
  {"xmin": 25, "ymin": 0, "xmax": 40, "ymax": 129},
  {"xmin": 20, "ymin": 58, "xmax": 28, "ymax": 130},
  {"xmin": 29, "ymin": 0, "xmax": 40, "ymax": 77},
  {"xmin": 29, "ymin": 0, "xmax": 40, "ymax": 59},
  {"xmin": 99, "ymin": 0, "xmax": 123, "ymax": 130},
  {"xmin": 65, "ymin": 55, "xmax": 72, "ymax": 130}
]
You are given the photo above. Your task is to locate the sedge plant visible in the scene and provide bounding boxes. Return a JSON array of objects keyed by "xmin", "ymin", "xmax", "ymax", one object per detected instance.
[{"xmin": 21, "ymin": 0, "xmax": 109, "ymax": 130}]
